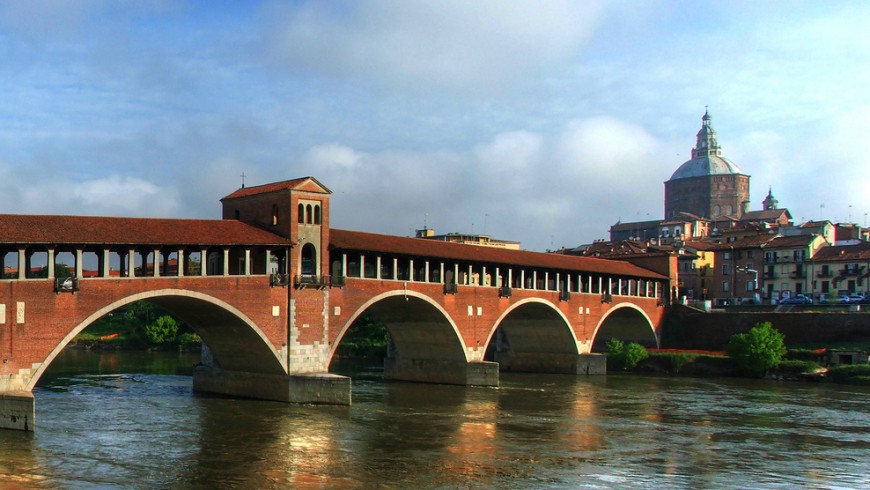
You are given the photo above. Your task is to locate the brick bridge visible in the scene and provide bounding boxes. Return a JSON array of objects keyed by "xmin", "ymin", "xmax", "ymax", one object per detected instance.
[{"xmin": 0, "ymin": 177, "xmax": 674, "ymax": 430}]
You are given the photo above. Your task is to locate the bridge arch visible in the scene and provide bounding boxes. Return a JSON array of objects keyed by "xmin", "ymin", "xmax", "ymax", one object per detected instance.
[
  {"xmin": 27, "ymin": 289, "xmax": 286, "ymax": 391},
  {"xmin": 330, "ymin": 290, "xmax": 468, "ymax": 366},
  {"xmin": 485, "ymin": 298, "xmax": 581, "ymax": 373},
  {"xmin": 590, "ymin": 302, "xmax": 659, "ymax": 352}
]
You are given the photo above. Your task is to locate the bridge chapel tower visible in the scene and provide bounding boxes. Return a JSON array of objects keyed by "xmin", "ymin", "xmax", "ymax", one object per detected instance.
[{"xmin": 220, "ymin": 177, "xmax": 332, "ymax": 279}]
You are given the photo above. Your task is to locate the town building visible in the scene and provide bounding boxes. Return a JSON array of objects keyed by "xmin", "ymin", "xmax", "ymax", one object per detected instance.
[{"xmin": 415, "ymin": 228, "xmax": 521, "ymax": 250}]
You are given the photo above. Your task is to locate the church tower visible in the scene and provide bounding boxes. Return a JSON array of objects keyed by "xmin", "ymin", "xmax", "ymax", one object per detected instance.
[{"xmin": 664, "ymin": 110, "xmax": 750, "ymax": 219}]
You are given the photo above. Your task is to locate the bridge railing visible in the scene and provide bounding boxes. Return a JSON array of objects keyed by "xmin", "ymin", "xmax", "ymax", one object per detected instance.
[{"xmin": 294, "ymin": 274, "xmax": 345, "ymax": 289}]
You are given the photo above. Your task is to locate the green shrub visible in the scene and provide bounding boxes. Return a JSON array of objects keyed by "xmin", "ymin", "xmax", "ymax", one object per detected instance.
[
  {"xmin": 725, "ymin": 321, "xmax": 787, "ymax": 377},
  {"xmin": 176, "ymin": 332, "xmax": 201, "ymax": 347},
  {"xmin": 828, "ymin": 364, "xmax": 870, "ymax": 384},
  {"xmin": 606, "ymin": 339, "xmax": 648, "ymax": 370},
  {"xmin": 143, "ymin": 315, "xmax": 179, "ymax": 344},
  {"xmin": 661, "ymin": 353, "xmax": 695, "ymax": 374},
  {"xmin": 775, "ymin": 359, "xmax": 821, "ymax": 375}
]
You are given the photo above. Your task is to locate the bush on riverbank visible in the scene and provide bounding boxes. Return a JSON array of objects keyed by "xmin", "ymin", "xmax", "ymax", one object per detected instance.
[
  {"xmin": 637, "ymin": 352, "xmax": 737, "ymax": 376},
  {"xmin": 725, "ymin": 321, "xmax": 787, "ymax": 377},
  {"xmin": 606, "ymin": 339, "xmax": 649, "ymax": 371},
  {"xmin": 826, "ymin": 364, "xmax": 870, "ymax": 385}
]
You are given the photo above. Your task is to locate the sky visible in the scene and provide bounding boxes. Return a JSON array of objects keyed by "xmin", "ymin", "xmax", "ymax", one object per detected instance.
[{"xmin": 1, "ymin": 0, "xmax": 869, "ymax": 252}]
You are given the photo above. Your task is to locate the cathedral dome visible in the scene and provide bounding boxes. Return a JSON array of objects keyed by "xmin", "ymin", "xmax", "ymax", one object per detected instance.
[
  {"xmin": 670, "ymin": 154, "xmax": 745, "ymax": 180},
  {"xmin": 668, "ymin": 109, "xmax": 746, "ymax": 181}
]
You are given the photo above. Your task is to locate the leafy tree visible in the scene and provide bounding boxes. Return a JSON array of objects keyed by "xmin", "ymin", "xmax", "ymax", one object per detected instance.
[
  {"xmin": 725, "ymin": 321, "xmax": 787, "ymax": 377},
  {"xmin": 605, "ymin": 338, "xmax": 648, "ymax": 370},
  {"xmin": 336, "ymin": 313, "xmax": 389, "ymax": 358},
  {"xmin": 144, "ymin": 315, "xmax": 179, "ymax": 344}
]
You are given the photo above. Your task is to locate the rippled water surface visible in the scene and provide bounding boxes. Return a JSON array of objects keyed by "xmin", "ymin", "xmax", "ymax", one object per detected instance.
[{"xmin": 1, "ymin": 350, "xmax": 869, "ymax": 488}]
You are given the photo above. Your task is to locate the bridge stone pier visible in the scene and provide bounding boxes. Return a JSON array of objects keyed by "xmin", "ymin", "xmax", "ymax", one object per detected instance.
[{"xmin": 1, "ymin": 176, "xmax": 674, "ymax": 431}]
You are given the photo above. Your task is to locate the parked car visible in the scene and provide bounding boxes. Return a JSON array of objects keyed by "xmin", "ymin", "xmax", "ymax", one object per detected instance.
[
  {"xmin": 780, "ymin": 295, "xmax": 813, "ymax": 305},
  {"xmin": 838, "ymin": 295, "xmax": 852, "ymax": 303},
  {"xmin": 848, "ymin": 294, "xmax": 865, "ymax": 303}
]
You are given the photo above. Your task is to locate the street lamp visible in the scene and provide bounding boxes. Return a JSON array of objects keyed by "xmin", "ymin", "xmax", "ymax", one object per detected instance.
[{"xmin": 737, "ymin": 266, "xmax": 759, "ymax": 304}]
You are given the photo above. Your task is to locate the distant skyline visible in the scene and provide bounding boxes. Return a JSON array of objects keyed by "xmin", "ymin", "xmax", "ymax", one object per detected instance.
[{"xmin": 1, "ymin": 1, "xmax": 868, "ymax": 251}]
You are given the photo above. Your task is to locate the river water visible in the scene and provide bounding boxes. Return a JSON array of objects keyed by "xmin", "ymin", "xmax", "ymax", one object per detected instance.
[{"xmin": 1, "ymin": 349, "xmax": 869, "ymax": 489}]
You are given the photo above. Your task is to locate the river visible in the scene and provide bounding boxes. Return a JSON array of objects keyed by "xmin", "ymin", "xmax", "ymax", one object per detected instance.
[{"xmin": 1, "ymin": 349, "xmax": 868, "ymax": 488}]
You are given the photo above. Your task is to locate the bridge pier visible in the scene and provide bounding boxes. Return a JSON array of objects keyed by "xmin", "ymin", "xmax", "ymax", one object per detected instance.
[
  {"xmin": 192, "ymin": 366, "xmax": 351, "ymax": 405},
  {"xmin": 0, "ymin": 391, "xmax": 35, "ymax": 432},
  {"xmin": 384, "ymin": 358, "xmax": 499, "ymax": 387},
  {"xmin": 495, "ymin": 352, "xmax": 607, "ymax": 375}
]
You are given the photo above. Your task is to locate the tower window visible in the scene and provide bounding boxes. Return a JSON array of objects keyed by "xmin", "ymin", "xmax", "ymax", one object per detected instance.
[
  {"xmin": 272, "ymin": 204, "xmax": 279, "ymax": 226},
  {"xmin": 298, "ymin": 203, "xmax": 305, "ymax": 223},
  {"xmin": 314, "ymin": 205, "xmax": 321, "ymax": 225}
]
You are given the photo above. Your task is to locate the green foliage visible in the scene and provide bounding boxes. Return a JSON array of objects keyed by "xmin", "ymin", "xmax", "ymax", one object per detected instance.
[
  {"xmin": 143, "ymin": 315, "xmax": 179, "ymax": 344},
  {"xmin": 336, "ymin": 313, "xmax": 389, "ymax": 359},
  {"xmin": 606, "ymin": 339, "xmax": 649, "ymax": 370},
  {"xmin": 725, "ymin": 322, "xmax": 787, "ymax": 377},
  {"xmin": 775, "ymin": 359, "xmax": 821, "ymax": 375},
  {"xmin": 827, "ymin": 364, "xmax": 870, "ymax": 385},
  {"xmin": 660, "ymin": 353, "xmax": 694, "ymax": 374}
]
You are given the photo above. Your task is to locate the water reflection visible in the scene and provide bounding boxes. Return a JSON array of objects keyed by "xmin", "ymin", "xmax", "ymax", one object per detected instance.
[{"xmin": 10, "ymin": 351, "xmax": 870, "ymax": 488}]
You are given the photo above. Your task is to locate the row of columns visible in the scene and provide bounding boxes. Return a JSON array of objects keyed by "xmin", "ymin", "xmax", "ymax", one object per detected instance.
[
  {"xmin": 4, "ymin": 246, "xmax": 284, "ymax": 280},
  {"xmin": 337, "ymin": 252, "xmax": 662, "ymax": 298}
]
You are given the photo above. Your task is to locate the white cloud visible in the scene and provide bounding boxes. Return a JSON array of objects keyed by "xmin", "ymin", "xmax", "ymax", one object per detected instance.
[{"xmin": 258, "ymin": 0, "xmax": 603, "ymax": 92}]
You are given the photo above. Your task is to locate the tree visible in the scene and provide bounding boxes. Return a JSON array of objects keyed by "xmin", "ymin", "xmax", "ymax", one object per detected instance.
[
  {"xmin": 725, "ymin": 321, "xmax": 786, "ymax": 377},
  {"xmin": 606, "ymin": 338, "xmax": 648, "ymax": 370},
  {"xmin": 144, "ymin": 315, "xmax": 179, "ymax": 344}
]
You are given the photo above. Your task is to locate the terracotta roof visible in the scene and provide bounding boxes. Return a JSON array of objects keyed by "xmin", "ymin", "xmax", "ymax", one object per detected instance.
[
  {"xmin": 814, "ymin": 242, "xmax": 870, "ymax": 261},
  {"xmin": 0, "ymin": 215, "xmax": 291, "ymax": 246},
  {"xmin": 740, "ymin": 209, "xmax": 792, "ymax": 222},
  {"xmin": 330, "ymin": 229, "xmax": 667, "ymax": 279},
  {"xmin": 764, "ymin": 234, "xmax": 820, "ymax": 248},
  {"xmin": 221, "ymin": 177, "xmax": 331, "ymax": 201},
  {"xmin": 709, "ymin": 234, "xmax": 778, "ymax": 250}
]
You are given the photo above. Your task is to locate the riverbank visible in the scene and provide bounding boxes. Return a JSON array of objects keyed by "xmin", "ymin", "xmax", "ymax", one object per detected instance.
[{"xmin": 625, "ymin": 349, "xmax": 870, "ymax": 386}]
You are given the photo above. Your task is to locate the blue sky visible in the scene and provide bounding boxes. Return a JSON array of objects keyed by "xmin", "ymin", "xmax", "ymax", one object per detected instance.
[{"xmin": 1, "ymin": 0, "xmax": 868, "ymax": 251}]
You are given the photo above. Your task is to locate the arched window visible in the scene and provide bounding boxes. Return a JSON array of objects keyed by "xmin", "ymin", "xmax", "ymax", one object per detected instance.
[
  {"xmin": 306, "ymin": 204, "xmax": 313, "ymax": 224},
  {"xmin": 314, "ymin": 205, "xmax": 321, "ymax": 225},
  {"xmin": 300, "ymin": 243, "xmax": 317, "ymax": 275},
  {"xmin": 298, "ymin": 203, "xmax": 305, "ymax": 223},
  {"xmin": 713, "ymin": 205, "xmax": 721, "ymax": 216},
  {"xmin": 674, "ymin": 227, "xmax": 682, "ymax": 237},
  {"xmin": 725, "ymin": 204, "xmax": 733, "ymax": 215},
  {"xmin": 271, "ymin": 204, "xmax": 279, "ymax": 226}
]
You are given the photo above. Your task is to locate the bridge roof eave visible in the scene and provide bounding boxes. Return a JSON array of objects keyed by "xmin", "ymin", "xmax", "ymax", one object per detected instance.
[
  {"xmin": 329, "ymin": 229, "xmax": 667, "ymax": 280},
  {"xmin": 0, "ymin": 214, "xmax": 293, "ymax": 248}
]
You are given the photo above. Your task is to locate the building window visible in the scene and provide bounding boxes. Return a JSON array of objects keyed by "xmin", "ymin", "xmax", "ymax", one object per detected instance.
[
  {"xmin": 747, "ymin": 250, "xmax": 754, "ymax": 259},
  {"xmin": 723, "ymin": 281, "xmax": 730, "ymax": 292},
  {"xmin": 745, "ymin": 281, "xmax": 754, "ymax": 292},
  {"xmin": 314, "ymin": 204, "xmax": 321, "ymax": 225},
  {"xmin": 298, "ymin": 204, "xmax": 305, "ymax": 223},
  {"xmin": 722, "ymin": 264, "xmax": 730, "ymax": 275},
  {"xmin": 723, "ymin": 252, "xmax": 731, "ymax": 260}
]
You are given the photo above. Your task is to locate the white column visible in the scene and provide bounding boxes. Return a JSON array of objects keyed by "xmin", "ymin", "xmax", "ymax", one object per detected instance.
[
  {"xmin": 129, "ymin": 249, "xmax": 136, "ymax": 277},
  {"xmin": 393, "ymin": 258, "xmax": 398, "ymax": 280},
  {"xmin": 153, "ymin": 249, "xmax": 161, "ymax": 277},
  {"xmin": 75, "ymin": 249, "xmax": 83, "ymax": 279},
  {"xmin": 533, "ymin": 271, "xmax": 538, "ymax": 290},
  {"xmin": 47, "ymin": 249, "xmax": 55, "ymax": 279},
  {"xmin": 222, "ymin": 248, "xmax": 230, "ymax": 276},
  {"xmin": 376, "ymin": 256, "xmax": 382, "ymax": 279},
  {"xmin": 244, "ymin": 249, "xmax": 251, "ymax": 276},
  {"xmin": 468, "ymin": 265, "xmax": 473, "ymax": 285},
  {"xmin": 409, "ymin": 259, "xmax": 415, "ymax": 282},
  {"xmin": 482, "ymin": 266, "xmax": 488, "ymax": 286},
  {"xmin": 520, "ymin": 270, "xmax": 525, "ymax": 289},
  {"xmin": 508, "ymin": 268, "xmax": 513, "ymax": 288},
  {"xmin": 200, "ymin": 249, "xmax": 208, "ymax": 276},
  {"xmin": 16, "ymin": 248, "xmax": 25, "ymax": 279},
  {"xmin": 342, "ymin": 253, "xmax": 347, "ymax": 278},
  {"xmin": 495, "ymin": 267, "xmax": 500, "ymax": 287},
  {"xmin": 360, "ymin": 255, "xmax": 366, "ymax": 278},
  {"xmin": 103, "ymin": 248, "xmax": 111, "ymax": 278},
  {"xmin": 425, "ymin": 260, "xmax": 430, "ymax": 282},
  {"xmin": 440, "ymin": 262, "xmax": 445, "ymax": 284}
]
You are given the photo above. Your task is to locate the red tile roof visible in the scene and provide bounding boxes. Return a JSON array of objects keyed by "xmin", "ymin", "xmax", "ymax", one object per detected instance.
[
  {"xmin": 330, "ymin": 229, "xmax": 666, "ymax": 279},
  {"xmin": 221, "ymin": 177, "xmax": 331, "ymax": 201},
  {"xmin": 0, "ymin": 215, "xmax": 291, "ymax": 246},
  {"xmin": 814, "ymin": 242, "xmax": 870, "ymax": 261}
]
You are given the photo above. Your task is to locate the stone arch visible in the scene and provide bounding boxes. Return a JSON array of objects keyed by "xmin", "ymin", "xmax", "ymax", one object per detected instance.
[
  {"xmin": 329, "ymin": 290, "xmax": 467, "ymax": 366},
  {"xmin": 300, "ymin": 243, "xmax": 317, "ymax": 275},
  {"xmin": 589, "ymin": 303, "xmax": 658, "ymax": 352},
  {"xmin": 26, "ymin": 289, "xmax": 286, "ymax": 390},
  {"xmin": 484, "ymin": 298, "xmax": 581, "ymax": 373}
]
